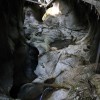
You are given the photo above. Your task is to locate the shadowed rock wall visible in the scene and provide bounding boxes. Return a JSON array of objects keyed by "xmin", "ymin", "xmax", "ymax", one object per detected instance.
[{"xmin": 0, "ymin": 0, "xmax": 25, "ymax": 97}]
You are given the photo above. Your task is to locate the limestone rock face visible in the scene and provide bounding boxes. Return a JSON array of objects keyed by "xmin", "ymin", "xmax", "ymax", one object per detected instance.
[
  {"xmin": 0, "ymin": 0, "xmax": 99, "ymax": 99},
  {"xmin": 23, "ymin": 0, "xmax": 100, "ymax": 99},
  {"xmin": 24, "ymin": 0, "xmax": 100, "ymax": 100},
  {"xmin": 25, "ymin": 0, "xmax": 88, "ymax": 56}
]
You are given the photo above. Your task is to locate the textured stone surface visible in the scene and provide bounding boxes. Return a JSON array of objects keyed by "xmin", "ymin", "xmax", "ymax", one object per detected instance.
[{"xmin": 0, "ymin": 0, "xmax": 100, "ymax": 99}]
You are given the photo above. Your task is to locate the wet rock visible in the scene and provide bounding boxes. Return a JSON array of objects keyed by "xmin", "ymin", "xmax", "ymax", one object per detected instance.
[
  {"xmin": 10, "ymin": 43, "xmax": 39, "ymax": 98},
  {"xmin": 24, "ymin": 7, "xmax": 40, "ymax": 38},
  {"xmin": 59, "ymin": 44, "xmax": 90, "ymax": 61},
  {"xmin": 34, "ymin": 48, "xmax": 86, "ymax": 83},
  {"xmin": 48, "ymin": 89, "xmax": 69, "ymax": 100},
  {"xmin": 25, "ymin": 0, "xmax": 88, "ymax": 57},
  {"xmin": 23, "ymin": 0, "xmax": 100, "ymax": 100},
  {"xmin": 42, "ymin": 0, "xmax": 87, "ymax": 41},
  {"xmin": 50, "ymin": 39, "xmax": 73, "ymax": 49},
  {"xmin": 18, "ymin": 83, "xmax": 43, "ymax": 100}
]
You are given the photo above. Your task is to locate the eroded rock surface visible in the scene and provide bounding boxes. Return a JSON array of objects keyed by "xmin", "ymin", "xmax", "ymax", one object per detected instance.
[{"xmin": 18, "ymin": 0, "xmax": 100, "ymax": 99}]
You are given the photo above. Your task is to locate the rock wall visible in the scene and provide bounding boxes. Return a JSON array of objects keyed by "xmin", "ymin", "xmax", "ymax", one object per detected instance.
[
  {"xmin": 0, "ymin": 0, "xmax": 100, "ymax": 99},
  {"xmin": 0, "ymin": 0, "xmax": 30, "ymax": 99},
  {"xmin": 22, "ymin": 0, "xmax": 100, "ymax": 99}
]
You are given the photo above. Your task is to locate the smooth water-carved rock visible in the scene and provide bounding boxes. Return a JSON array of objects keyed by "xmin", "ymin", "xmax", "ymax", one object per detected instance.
[
  {"xmin": 23, "ymin": 0, "xmax": 100, "ymax": 100},
  {"xmin": 18, "ymin": 83, "xmax": 43, "ymax": 100},
  {"xmin": 48, "ymin": 89, "xmax": 69, "ymax": 100}
]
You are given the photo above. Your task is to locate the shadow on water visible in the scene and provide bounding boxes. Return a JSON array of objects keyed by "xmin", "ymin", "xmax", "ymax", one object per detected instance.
[{"xmin": 50, "ymin": 39, "xmax": 75, "ymax": 50}]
